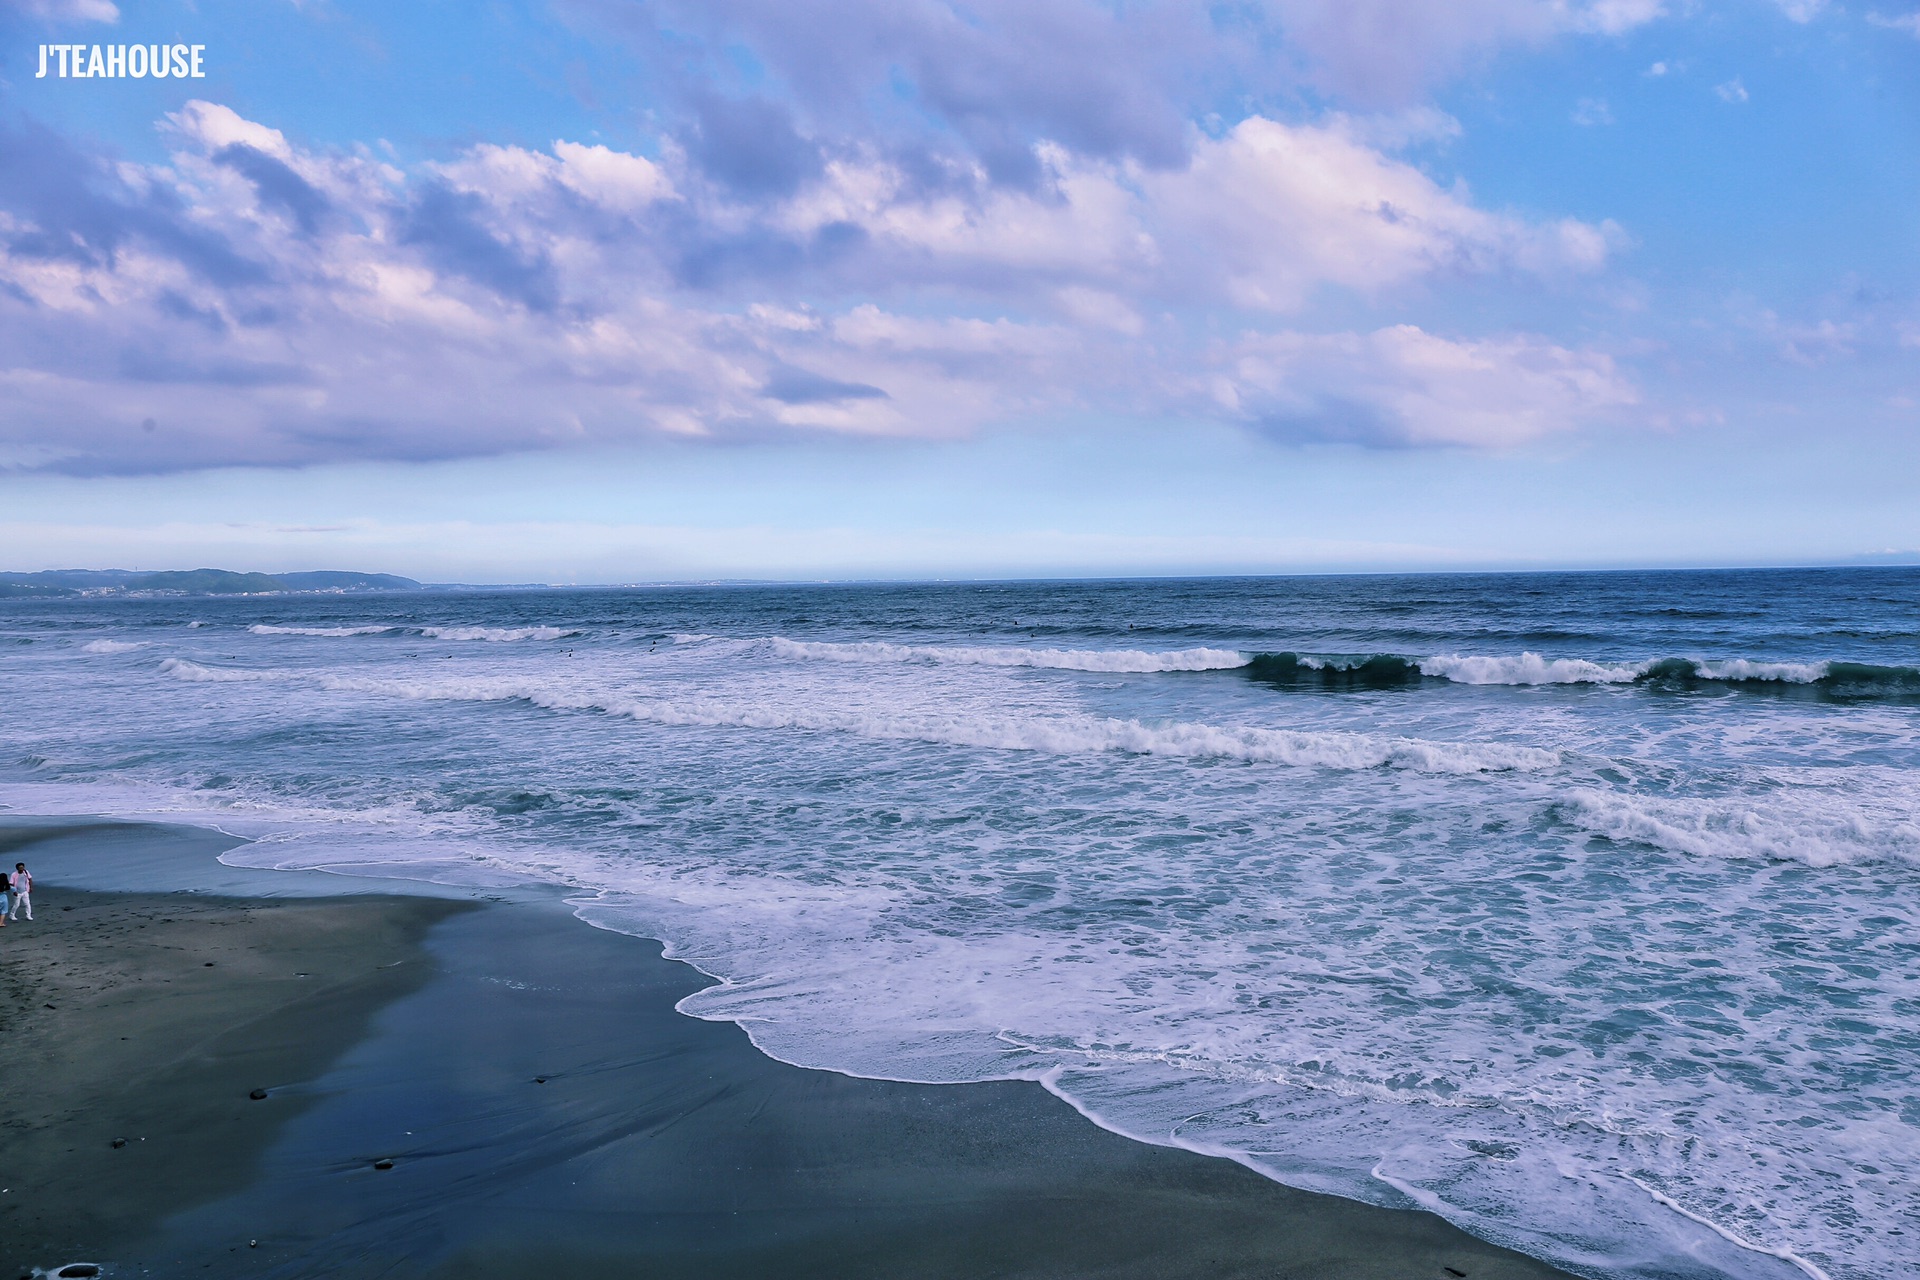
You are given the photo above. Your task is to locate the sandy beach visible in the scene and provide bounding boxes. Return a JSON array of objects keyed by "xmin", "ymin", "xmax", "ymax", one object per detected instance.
[
  {"xmin": 0, "ymin": 878, "xmax": 467, "ymax": 1270},
  {"xmin": 1, "ymin": 818, "xmax": 1575, "ymax": 1279}
]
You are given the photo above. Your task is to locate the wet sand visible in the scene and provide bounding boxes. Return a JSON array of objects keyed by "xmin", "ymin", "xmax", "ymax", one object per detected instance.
[
  {"xmin": 0, "ymin": 885, "xmax": 467, "ymax": 1272},
  {"xmin": 1, "ymin": 819, "xmax": 1576, "ymax": 1279}
]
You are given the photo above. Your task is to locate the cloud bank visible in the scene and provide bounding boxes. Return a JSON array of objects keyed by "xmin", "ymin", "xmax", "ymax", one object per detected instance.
[{"xmin": 0, "ymin": 1, "xmax": 1652, "ymax": 474}]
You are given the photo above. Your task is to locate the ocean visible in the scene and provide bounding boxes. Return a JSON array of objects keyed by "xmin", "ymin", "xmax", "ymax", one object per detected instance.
[{"xmin": 3, "ymin": 569, "xmax": 1915, "ymax": 1280}]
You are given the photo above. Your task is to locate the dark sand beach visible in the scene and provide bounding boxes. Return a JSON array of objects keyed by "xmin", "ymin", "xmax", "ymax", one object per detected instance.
[
  {"xmin": 0, "ymin": 886, "xmax": 467, "ymax": 1268},
  {"xmin": 1, "ymin": 819, "xmax": 1574, "ymax": 1279}
]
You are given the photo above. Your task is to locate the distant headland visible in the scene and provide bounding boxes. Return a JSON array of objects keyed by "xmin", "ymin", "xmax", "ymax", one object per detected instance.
[{"xmin": 0, "ymin": 569, "xmax": 424, "ymax": 598}]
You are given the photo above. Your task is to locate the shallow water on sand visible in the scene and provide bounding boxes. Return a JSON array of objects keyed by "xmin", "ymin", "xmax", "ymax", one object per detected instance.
[{"xmin": 3, "ymin": 569, "xmax": 1917, "ymax": 1280}]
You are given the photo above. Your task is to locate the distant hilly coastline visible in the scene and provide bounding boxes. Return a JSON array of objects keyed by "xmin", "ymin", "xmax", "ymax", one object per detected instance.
[{"xmin": 0, "ymin": 568, "xmax": 424, "ymax": 598}]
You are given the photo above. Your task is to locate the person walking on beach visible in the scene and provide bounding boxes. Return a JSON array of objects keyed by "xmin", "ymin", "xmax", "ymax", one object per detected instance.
[
  {"xmin": 7, "ymin": 863, "xmax": 29, "ymax": 921},
  {"xmin": 0, "ymin": 872, "xmax": 9, "ymax": 926}
]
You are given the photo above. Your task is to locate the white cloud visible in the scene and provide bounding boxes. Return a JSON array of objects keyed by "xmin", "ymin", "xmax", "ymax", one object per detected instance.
[
  {"xmin": 163, "ymin": 101, "xmax": 294, "ymax": 160},
  {"xmin": 3, "ymin": 0, "xmax": 119, "ymax": 20},
  {"xmin": 551, "ymin": 142, "xmax": 677, "ymax": 211},
  {"xmin": 572, "ymin": 0, "xmax": 1670, "ymax": 170},
  {"xmin": 1866, "ymin": 11, "xmax": 1920, "ymax": 36},
  {"xmin": 1145, "ymin": 117, "xmax": 1614, "ymax": 309},
  {"xmin": 786, "ymin": 143, "xmax": 1162, "ymax": 286},
  {"xmin": 434, "ymin": 141, "xmax": 675, "ymax": 214},
  {"xmin": 1263, "ymin": 0, "xmax": 1664, "ymax": 103},
  {"xmin": 1329, "ymin": 106, "xmax": 1466, "ymax": 149},
  {"xmin": 1772, "ymin": 0, "xmax": 1828, "ymax": 21},
  {"xmin": 724, "ymin": 114, "xmax": 1617, "ymax": 312},
  {"xmin": 1574, "ymin": 0, "xmax": 1667, "ymax": 33},
  {"xmin": 1573, "ymin": 97, "xmax": 1614, "ymax": 126},
  {"xmin": 1715, "ymin": 79, "xmax": 1750, "ymax": 103},
  {"xmin": 1219, "ymin": 325, "xmax": 1637, "ymax": 447},
  {"xmin": 1751, "ymin": 311, "xmax": 1859, "ymax": 365},
  {"xmin": 0, "ymin": 102, "xmax": 1633, "ymax": 472}
]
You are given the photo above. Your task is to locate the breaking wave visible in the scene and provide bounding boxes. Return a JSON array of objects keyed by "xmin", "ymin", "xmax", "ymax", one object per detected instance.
[
  {"xmin": 1560, "ymin": 789, "xmax": 1920, "ymax": 868},
  {"xmin": 161, "ymin": 658, "xmax": 281, "ymax": 682},
  {"xmin": 245, "ymin": 623, "xmax": 576, "ymax": 642},
  {"xmin": 772, "ymin": 637, "xmax": 1249, "ymax": 673},
  {"xmin": 156, "ymin": 659, "xmax": 1556, "ymax": 774},
  {"xmin": 250, "ymin": 624, "xmax": 397, "ymax": 637},
  {"xmin": 770, "ymin": 639, "xmax": 1920, "ymax": 697},
  {"xmin": 29, "ymin": 570, "xmax": 1920, "ymax": 1280},
  {"xmin": 1249, "ymin": 651, "xmax": 1920, "ymax": 696},
  {"xmin": 1243, "ymin": 652, "xmax": 1424, "ymax": 688},
  {"xmin": 1421, "ymin": 652, "xmax": 1649, "ymax": 684},
  {"xmin": 418, "ymin": 625, "xmax": 577, "ymax": 642},
  {"xmin": 80, "ymin": 639, "xmax": 146, "ymax": 654}
]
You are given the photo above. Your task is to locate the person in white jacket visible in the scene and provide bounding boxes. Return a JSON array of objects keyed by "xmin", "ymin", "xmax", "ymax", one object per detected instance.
[{"xmin": 7, "ymin": 863, "xmax": 30, "ymax": 921}]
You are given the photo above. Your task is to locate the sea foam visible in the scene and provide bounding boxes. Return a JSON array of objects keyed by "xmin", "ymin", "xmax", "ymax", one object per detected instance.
[
  {"xmin": 772, "ymin": 637, "xmax": 1252, "ymax": 673},
  {"xmin": 1561, "ymin": 788, "xmax": 1920, "ymax": 868},
  {"xmin": 161, "ymin": 657, "xmax": 281, "ymax": 682},
  {"xmin": 249, "ymin": 624, "xmax": 396, "ymax": 637},
  {"xmin": 80, "ymin": 639, "xmax": 145, "ymax": 654},
  {"xmin": 26, "ymin": 571, "xmax": 1920, "ymax": 1280},
  {"xmin": 164, "ymin": 660, "xmax": 1558, "ymax": 774},
  {"xmin": 1420, "ymin": 652, "xmax": 1646, "ymax": 684},
  {"xmin": 419, "ymin": 625, "xmax": 577, "ymax": 642}
]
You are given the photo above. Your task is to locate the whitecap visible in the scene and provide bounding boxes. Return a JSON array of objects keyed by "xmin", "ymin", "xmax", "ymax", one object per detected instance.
[
  {"xmin": 249, "ymin": 624, "xmax": 396, "ymax": 638},
  {"xmin": 418, "ymin": 625, "xmax": 577, "ymax": 642},
  {"xmin": 772, "ymin": 637, "xmax": 1251, "ymax": 673},
  {"xmin": 160, "ymin": 658, "xmax": 281, "ymax": 683},
  {"xmin": 1420, "ymin": 652, "xmax": 1646, "ymax": 684},
  {"xmin": 1561, "ymin": 788, "xmax": 1920, "ymax": 867},
  {"xmin": 80, "ymin": 639, "xmax": 145, "ymax": 654}
]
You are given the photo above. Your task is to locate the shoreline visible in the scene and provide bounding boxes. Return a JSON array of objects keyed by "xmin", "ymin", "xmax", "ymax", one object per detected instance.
[{"xmin": 2, "ymin": 816, "xmax": 1575, "ymax": 1278}]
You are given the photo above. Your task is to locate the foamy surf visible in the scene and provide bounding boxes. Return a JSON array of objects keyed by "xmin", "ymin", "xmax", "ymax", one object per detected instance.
[
  {"xmin": 1559, "ymin": 788, "xmax": 1920, "ymax": 868},
  {"xmin": 160, "ymin": 659, "xmax": 1558, "ymax": 775},
  {"xmin": 249, "ymin": 624, "xmax": 397, "ymax": 637},
  {"xmin": 1419, "ymin": 652, "xmax": 1904, "ymax": 687},
  {"xmin": 1419, "ymin": 652, "xmax": 1647, "ymax": 684},
  {"xmin": 245, "ymin": 622, "xmax": 578, "ymax": 642},
  {"xmin": 13, "ymin": 568, "xmax": 1920, "ymax": 1280},
  {"xmin": 772, "ymin": 637, "xmax": 1253, "ymax": 673},
  {"xmin": 773, "ymin": 639, "xmax": 1920, "ymax": 695},
  {"xmin": 161, "ymin": 658, "xmax": 281, "ymax": 682},
  {"xmin": 418, "ymin": 625, "xmax": 577, "ymax": 642}
]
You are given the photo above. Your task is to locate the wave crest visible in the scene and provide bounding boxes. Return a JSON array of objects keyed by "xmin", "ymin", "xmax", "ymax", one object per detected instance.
[
  {"xmin": 158, "ymin": 658, "xmax": 1554, "ymax": 774},
  {"xmin": 245, "ymin": 623, "xmax": 577, "ymax": 642},
  {"xmin": 772, "ymin": 637, "xmax": 1249, "ymax": 673},
  {"xmin": 250, "ymin": 624, "xmax": 396, "ymax": 637},
  {"xmin": 160, "ymin": 658, "xmax": 280, "ymax": 682},
  {"xmin": 80, "ymin": 639, "xmax": 146, "ymax": 654},
  {"xmin": 1420, "ymin": 652, "xmax": 1645, "ymax": 684},
  {"xmin": 1561, "ymin": 790, "xmax": 1920, "ymax": 868},
  {"xmin": 341, "ymin": 675, "xmax": 1558, "ymax": 774},
  {"xmin": 419, "ymin": 625, "xmax": 577, "ymax": 642},
  {"xmin": 772, "ymin": 640, "xmax": 1920, "ymax": 697}
]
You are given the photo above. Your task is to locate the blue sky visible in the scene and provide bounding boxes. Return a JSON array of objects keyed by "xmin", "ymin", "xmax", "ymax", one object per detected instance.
[{"xmin": 0, "ymin": 0, "xmax": 1915, "ymax": 580}]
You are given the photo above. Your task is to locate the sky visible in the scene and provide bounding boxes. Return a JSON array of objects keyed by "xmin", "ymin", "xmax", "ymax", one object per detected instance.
[{"xmin": 0, "ymin": 0, "xmax": 1915, "ymax": 582}]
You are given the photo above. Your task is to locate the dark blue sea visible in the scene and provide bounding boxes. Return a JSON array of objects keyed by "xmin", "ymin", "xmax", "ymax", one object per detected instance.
[{"xmin": 4, "ymin": 568, "xmax": 1917, "ymax": 1280}]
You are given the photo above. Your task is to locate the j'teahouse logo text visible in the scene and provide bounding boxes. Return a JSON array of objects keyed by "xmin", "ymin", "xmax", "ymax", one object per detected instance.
[{"xmin": 37, "ymin": 43, "xmax": 206, "ymax": 79}]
